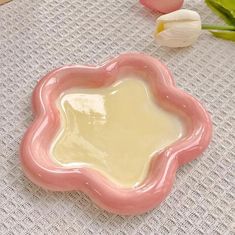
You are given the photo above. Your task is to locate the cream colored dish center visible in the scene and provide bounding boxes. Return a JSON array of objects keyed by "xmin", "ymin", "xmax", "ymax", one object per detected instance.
[{"xmin": 51, "ymin": 78, "xmax": 184, "ymax": 187}]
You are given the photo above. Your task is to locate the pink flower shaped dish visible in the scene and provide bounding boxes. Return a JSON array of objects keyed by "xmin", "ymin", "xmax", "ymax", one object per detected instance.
[{"xmin": 20, "ymin": 53, "xmax": 212, "ymax": 215}]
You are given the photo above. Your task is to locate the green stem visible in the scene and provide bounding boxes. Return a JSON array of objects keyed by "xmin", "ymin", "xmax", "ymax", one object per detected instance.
[{"xmin": 202, "ymin": 24, "xmax": 235, "ymax": 31}]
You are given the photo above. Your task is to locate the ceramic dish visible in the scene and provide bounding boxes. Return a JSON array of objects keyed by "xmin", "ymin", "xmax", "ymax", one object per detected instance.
[{"xmin": 20, "ymin": 53, "xmax": 212, "ymax": 215}]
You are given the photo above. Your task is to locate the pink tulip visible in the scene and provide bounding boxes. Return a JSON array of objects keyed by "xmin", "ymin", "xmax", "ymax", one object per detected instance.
[{"xmin": 140, "ymin": 0, "xmax": 184, "ymax": 13}]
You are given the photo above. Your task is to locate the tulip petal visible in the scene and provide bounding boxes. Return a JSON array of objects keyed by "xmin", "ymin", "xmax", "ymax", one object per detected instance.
[
  {"xmin": 155, "ymin": 21, "xmax": 201, "ymax": 47},
  {"xmin": 156, "ymin": 28, "xmax": 200, "ymax": 47},
  {"xmin": 156, "ymin": 9, "xmax": 201, "ymax": 23},
  {"xmin": 155, "ymin": 9, "xmax": 201, "ymax": 47},
  {"xmin": 140, "ymin": 0, "xmax": 184, "ymax": 13}
]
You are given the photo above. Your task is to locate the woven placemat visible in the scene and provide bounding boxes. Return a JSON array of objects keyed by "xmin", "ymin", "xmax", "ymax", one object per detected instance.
[{"xmin": 0, "ymin": 0, "xmax": 234, "ymax": 234}]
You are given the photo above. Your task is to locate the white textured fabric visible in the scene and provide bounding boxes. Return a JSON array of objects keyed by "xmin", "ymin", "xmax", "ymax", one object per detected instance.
[{"xmin": 0, "ymin": 0, "xmax": 234, "ymax": 234}]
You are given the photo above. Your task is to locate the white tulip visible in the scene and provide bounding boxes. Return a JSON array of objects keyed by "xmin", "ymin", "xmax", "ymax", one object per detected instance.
[{"xmin": 155, "ymin": 9, "xmax": 201, "ymax": 48}]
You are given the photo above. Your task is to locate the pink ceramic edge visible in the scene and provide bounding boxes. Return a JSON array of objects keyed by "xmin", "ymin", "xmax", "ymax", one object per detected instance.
[{"xmin": 20, "ymin": 52, "xmax": 212, "ymax": 215}]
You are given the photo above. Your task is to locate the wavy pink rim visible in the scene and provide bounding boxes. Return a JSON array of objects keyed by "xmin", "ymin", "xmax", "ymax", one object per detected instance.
[{"xmin": 20, "ymin": 53, "xmax": 212, "ymax": 215}]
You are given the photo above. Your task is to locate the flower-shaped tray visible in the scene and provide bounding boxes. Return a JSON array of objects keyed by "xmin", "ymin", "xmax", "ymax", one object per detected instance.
[{"xmin": 20, "ymin": 53, "xmax": 212, "ymax": 215}]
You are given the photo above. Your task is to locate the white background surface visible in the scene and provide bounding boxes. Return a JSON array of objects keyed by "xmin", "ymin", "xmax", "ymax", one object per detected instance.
[{"xmin": 0, "ymin": 0, "xmax": 234, "ymax": 234}]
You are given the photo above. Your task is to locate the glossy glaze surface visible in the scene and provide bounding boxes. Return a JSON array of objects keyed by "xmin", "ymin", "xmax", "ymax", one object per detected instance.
[
  {"xmin": 20, "ymin": 53, "xmax": 212, "ymax": 215},
  {"xmin": 51, "ymin": 78, "xmax": 184, "ymax": 187}
]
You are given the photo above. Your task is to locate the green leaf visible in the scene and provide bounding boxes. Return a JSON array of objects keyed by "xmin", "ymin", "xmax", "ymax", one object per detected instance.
[
  {"xmin": 210, "ymin": 30, "xmax": 235, "ymax": 41},
  {"xmin": 205, "ymin": 0, "xmax": 235, "ymax": 25},
  {"xmin": 217, "ymin": 0, "xmax": 235, "ymax": 11}
]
